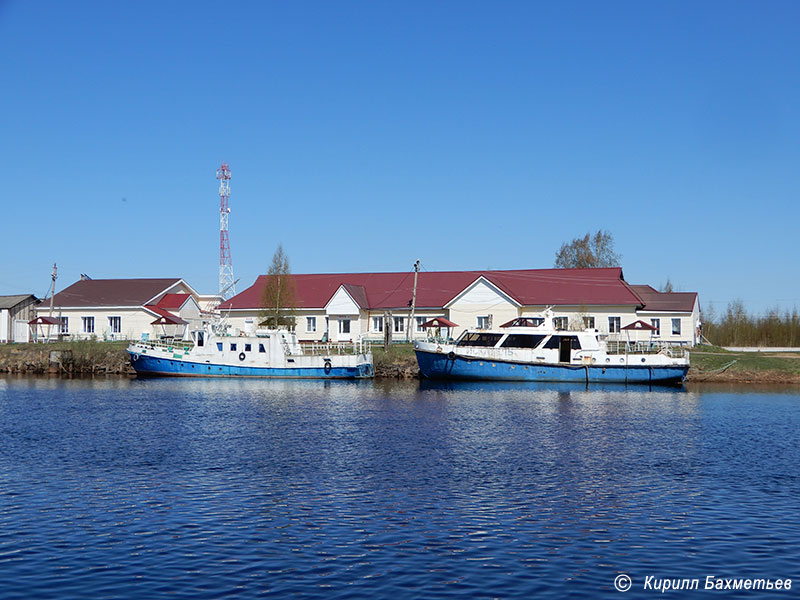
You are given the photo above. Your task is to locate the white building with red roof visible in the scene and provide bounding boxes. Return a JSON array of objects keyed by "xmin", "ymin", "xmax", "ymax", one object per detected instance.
[
  {"xmin": 219, "ymin": 267, "xmax": 700, "ymax": 345},
  {"xmin": 35, "ymin": 277, "xmax": 205, "ymax": 341}
]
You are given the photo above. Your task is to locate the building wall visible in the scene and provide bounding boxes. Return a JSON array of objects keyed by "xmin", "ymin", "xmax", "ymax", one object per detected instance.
[
  {"xmin": 218, "ymin": 299, "xmax": 700, "ymax": 345},
  {"xmin": 447, "ymin": 279, "xmax": 519, "ymax": 336},
  {"xmin": 1, "ymin": 297, "xmax": 38, "ymax": 342}
]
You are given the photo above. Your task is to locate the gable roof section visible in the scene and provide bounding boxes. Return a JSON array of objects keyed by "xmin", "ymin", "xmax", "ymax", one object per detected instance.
[
  {"xmin": 630, "ymin": 285, "xmax": 698, "ymax": 313},
  {"xmin": 340, "ymin": 284, "xmax": 368, "ymax": 309},
  {"xmin": 0, "ymin": 294, "xmax": 38, "ymax": 310},
  {"xmin": 220, "ymin": 268, "xmax": 643, "ymax": 311},
  {"xmin": 153, "ymin": 293, "xmax": 192, "ymax": 310},
  {"xmin": 444, "ymin": 276, "xmax": 522, "ymax": 308},
  {"xmin": 48, "ymin": 278, "xmax": 183, "ymax": 308}
]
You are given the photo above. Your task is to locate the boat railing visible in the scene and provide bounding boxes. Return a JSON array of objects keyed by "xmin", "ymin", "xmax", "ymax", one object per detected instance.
[
  {"xmin": 133, "ymin": 336, "xmax": 194, "ymax": 353},
  {"xmin": 298, "ymin": 337, "xmax": 371, "ymax": 356}
]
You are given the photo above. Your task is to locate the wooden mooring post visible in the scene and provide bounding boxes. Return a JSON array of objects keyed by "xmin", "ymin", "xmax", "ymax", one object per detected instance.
[{"xmin": 384, "ymin": 311, "xmax": 392, "ymax": 350}]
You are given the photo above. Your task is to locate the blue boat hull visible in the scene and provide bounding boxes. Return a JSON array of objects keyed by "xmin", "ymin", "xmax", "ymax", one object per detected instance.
[
  {"xmin": 129, "ymin": 352, "xmax": 372, "ymax": 379},
  {"xmin": 415, "ymin": 350, "xmax": 687, "ymax": 386}
]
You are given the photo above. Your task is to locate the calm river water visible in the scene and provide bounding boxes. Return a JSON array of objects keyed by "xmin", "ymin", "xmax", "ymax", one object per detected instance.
[{"xmin": 0, "ymin": 377, "xmax": 798, "ymax": 599}]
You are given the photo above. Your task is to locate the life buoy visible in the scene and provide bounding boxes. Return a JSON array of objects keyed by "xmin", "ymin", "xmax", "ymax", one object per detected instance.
[
  {"xmin": 132, "ymin": 353, "xmax": 140, "ymax": 362},
  {"xmin": 238, "ymin": 352, "xmax": 246, "ymax": 361},
  {"xmin": 447, "ymin": 351, "xmax": 456, "ymax": 360},
  {"xmin": 324, "ymin": 359, "xmax": 332, "ymax": 374}
]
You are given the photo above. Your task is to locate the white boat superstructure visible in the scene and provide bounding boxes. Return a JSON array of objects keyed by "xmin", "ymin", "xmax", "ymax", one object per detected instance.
[
  {"xmin": 414, "ymin": 311, "xmax": 689, "ymax": 385},
  {"xmin": 128, "ymin": 323, "xmax": 373, "ymax": 379}
]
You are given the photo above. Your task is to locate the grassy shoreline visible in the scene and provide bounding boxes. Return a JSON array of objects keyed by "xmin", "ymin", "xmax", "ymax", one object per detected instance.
[{"xmin": 2, "ymin": 341, "xmax": 799, "ymax": 383}]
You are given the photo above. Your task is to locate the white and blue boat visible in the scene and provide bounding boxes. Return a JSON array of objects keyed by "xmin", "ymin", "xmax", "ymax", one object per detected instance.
[
  {"xmin": 127, "ymin": 325, "xmax": 373, "ymax": 379},
  {"xmin": 414, "ymin": 312, "xmax": 689, "ymax": 386}
]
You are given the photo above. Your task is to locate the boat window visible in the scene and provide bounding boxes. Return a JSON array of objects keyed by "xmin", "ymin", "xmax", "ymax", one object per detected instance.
[
  {"xmin": 230, "ymin": 343, "xmax": 237, "ymax": 352},
  {"xmin": 196, "ymin": 331, "xmax": 204, "ymax": 347},
  {"xmin": 244, "ymin": 343, "xmax": 252, "ymax": 352},
  {"xmin": 544, "ymin": 335, "xmax": 581, "ymax": 349},
  {"xmin": 501, "ymin": 334, "xmax": 546, "ymax": 349},
  {"xmin": 258, "ymin": 344, "xmax": 266, "ymax": 353},
  {"xmin": 457, "ymin": 332, "xmax": 503, "ymax": 347},
  {"xmin": 216, "ymin": 343, "xmax": 223, "ymax": 351}
]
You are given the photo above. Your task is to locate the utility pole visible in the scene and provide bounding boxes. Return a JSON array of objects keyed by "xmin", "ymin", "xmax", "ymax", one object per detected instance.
[
  {"xmin": 407, "ymin": 260, "xmax": 420, "ymax": 343},
  {"xmin": 48, "ymin": 263, "xmax": 57, "ymax": 317},
  {"xmin": 48, "ymin": 263, "xmax": 57, "ymax": 341}
]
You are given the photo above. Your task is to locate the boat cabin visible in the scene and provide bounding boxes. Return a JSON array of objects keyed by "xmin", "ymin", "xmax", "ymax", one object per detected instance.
[{"xmin": 455, "ymin": 327, "xmax": 601, "ymax": 363}]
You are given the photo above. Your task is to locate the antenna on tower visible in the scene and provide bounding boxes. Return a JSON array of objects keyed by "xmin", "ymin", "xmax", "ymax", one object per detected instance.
[{"xmin": 217, "ymin": 162, "xmax": 236, "ymax": 301}]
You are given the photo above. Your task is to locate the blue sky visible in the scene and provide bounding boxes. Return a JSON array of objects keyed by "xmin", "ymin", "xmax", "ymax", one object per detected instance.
[{"xmin": 1, "ymin": 1, "xmax": 798, "ymax": 316}]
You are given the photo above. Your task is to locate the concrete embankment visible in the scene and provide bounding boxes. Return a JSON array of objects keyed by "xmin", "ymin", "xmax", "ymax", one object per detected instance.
[
  {"xmin": 3, "ymin": 343, "xmax": 797, "ymax": 384},
  {"xmin": 0, "ymin": 342, "xmax": 134, "ymax": 375},
  {"xmin": 0, "ymin": 342, "xmax": 421, "ymax": 378}
]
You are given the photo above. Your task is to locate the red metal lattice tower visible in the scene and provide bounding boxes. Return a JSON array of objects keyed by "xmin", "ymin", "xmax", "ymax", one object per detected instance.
[{"xmin": 217, "ymin": 162, "xmax": 235, "ymax": 300}]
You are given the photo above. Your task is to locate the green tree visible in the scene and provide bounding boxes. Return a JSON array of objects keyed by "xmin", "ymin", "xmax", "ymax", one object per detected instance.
[
  {"xmin": 259, "ymin": 244, "xmax": 297, "ymax": 329},
  {"xmin": 554, "ymin": 230, "xmax": 621, "ymax": 269}
]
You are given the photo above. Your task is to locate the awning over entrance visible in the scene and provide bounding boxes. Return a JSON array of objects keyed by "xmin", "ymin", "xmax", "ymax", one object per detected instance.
[
  {"xmin": 28, "ymin": 316, "xmax": 63, "ymax": 326},
  {"xmin": 150, "ymin": 314, "xmax": 188, "ymax": 326},
  {"xmin": 621, "ymin": 320, "xmax": 657, "ymax": 331},
  {"xmin": 420, "ymin": 317, "xmax": 458, "ymax": 328}
]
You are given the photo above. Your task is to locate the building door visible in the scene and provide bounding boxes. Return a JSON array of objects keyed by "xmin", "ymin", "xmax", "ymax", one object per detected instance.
[
  {"xmin": 337, "ymin": 318, "xmax": 352, "ymax": 342},
  {"xmin": 559, "ymin": 337, "xmax": 572, "ymax": 363},
  {"xmin": 13, "ymin": 320, "xmax": 29, "ymax": 343}
]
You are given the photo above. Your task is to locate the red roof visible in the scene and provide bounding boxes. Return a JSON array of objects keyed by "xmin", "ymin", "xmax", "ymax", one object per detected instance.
[
  {"xmin": 420, "ymin": 317, "xmax": 459, "ymax": 328},
  {"xmin": 630, "ymin": 285, "xmax": 698, "ymax": 313},
  {"xmin": 29, "ymin": 316, "xmax": 63, "ymax": 325},
  {"xmin": 153, "ymin": 293, "xmax": 191, "ymax": 309},
  {"xmin": 621, "ymin": 319, "xmax": 658, "ymax": 331},
  {"xmin": 150, "ymin": 313, "xmax": 188, "ymax": 325},
  {"xmin": 219, "ymin": 268, "xmax": 644, "ymax": 311},
  {"xmin": 49, "ymin": 278, "xmax": 183, "ymax": 308}
]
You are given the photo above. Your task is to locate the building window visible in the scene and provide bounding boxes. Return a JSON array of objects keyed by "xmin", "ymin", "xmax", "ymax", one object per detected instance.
[
  {"xmin": 476, "ymin": 315, "xmax": 491, "ymax": 329},
  {"xmin": 82, "ymin": 317, "xmax": 94, "ymax": 334},
  {"xmin": 553, "ymin": 317, "xmax": 568, "ymax": 331},
  {"xmin": 372, "ymin": 316, "xmax": 383, "ymax": 332},
  {"xmin": 651, "ymin": 318, "xmax": 661, "ymax": 336},
  {"xmin": 672, "ymin": 318, "xmax": 681, "ymax": 335},
  {"xmin": 339, "ymin": 319, "xmax": 351, "ymax": 334},
  {"xmin": 108, "ymin": 316, "xmax": 121, "ymax": 334},
  {"xmin": 608, "ymin": 316, "xmax": 621, "ymax": 333},
  {"xmin": 583, "ymin": 316, "xmax": 595, "ymax": 329},
  {"xmin": 415, "ymin": 316, "xmax": 428, "ymax": 331},
  {"xmin": 306, "ymin": 317, "xmax": 317, "ymax": 332},
  {"xmin": 59, "ymin": 317, "xmax": 69, "ymax": 334},
  {"xmin": 393, "ymin": 317, "xmax": 404, "ymax": 333}
]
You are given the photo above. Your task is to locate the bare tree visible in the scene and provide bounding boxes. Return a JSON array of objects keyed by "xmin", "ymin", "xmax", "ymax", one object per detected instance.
[
  {"xmin": 259, "ymin": 244, "xmax": 297, "ymax": 329},
  {"xmin": 554, "ymin": 230, "xmax": 621, "ymax": 269}
]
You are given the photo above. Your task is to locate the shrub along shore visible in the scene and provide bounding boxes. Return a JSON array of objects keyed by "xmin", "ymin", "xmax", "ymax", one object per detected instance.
[{"xmin": 1, "ymin": 341, "xmax": 799, "ymax": 383}]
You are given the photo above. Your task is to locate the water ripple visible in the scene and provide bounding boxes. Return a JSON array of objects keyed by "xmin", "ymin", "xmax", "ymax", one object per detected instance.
[{"xmin": 0, "ymin": 378, "xmax": 798, "ymax": 598}]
